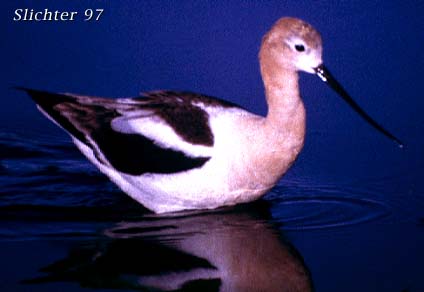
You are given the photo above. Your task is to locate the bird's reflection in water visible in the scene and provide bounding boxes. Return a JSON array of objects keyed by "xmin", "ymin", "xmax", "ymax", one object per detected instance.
[{"xmin": 25, "ymin": 202, "xmax": 313, "ymax": 291}]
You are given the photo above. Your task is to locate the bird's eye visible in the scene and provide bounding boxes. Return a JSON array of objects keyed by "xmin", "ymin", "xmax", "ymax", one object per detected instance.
[{"xmin": 294, "ymin": 44, "xmax": 305, "ymax": 52}]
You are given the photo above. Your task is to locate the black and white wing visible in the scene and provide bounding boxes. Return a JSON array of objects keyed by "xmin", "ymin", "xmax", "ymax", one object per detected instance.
[{"xmin": 21, "ymin": 88, "xmax": 240, "ymax": 176}]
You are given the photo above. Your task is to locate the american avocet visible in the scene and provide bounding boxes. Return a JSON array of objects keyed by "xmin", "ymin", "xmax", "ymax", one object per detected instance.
[{"xmin": 20, "ymin": 17, "xmax": 402, "ymax": 213}]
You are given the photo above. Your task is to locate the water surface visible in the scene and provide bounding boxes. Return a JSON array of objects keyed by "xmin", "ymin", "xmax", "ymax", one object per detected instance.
[{"xmin": 1, "ymin": 130, "xmax": 423, "ymax": 291}]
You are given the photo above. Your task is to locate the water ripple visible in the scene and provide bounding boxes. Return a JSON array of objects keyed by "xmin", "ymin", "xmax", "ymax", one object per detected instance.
[
  {"xmin": 0, "ymin": 130, "xmax": 418, "ymax": 232},
  {"xmin": 267, "ymin": 183, "xmax": 391, "ymax": 231}
]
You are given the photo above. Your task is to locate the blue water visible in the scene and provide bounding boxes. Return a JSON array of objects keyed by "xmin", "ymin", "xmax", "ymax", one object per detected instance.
[{"xmin": 1, "ymin": 129, "xmax": 423, "ymax": 291}]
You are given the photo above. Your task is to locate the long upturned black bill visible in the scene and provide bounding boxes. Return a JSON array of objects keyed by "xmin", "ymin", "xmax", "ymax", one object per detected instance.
[{"xmin": 314, "ymin": 64, "xmax": 404, "ymax": 148}]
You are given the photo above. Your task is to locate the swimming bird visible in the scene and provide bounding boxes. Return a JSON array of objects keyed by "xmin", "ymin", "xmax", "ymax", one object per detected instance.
[{"xmin": 20, "ymin": 17, "xmax": 402, "ymax": 213}]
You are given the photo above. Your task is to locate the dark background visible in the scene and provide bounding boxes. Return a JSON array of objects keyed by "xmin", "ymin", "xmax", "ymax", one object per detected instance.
[
  {"xmin": 1, "ymin": 1, "xmax": 424, "ymax": 291},
  {"xmin": 2, "ymin": 1, "xmax": 424, "ymax": 183}
]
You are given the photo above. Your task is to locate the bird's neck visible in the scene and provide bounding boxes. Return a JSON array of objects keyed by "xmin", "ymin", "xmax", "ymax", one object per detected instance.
[
  {"xmin": 229, "ymin": 61, "xmax": 306, "ymax": 191},
  {"xmin": 255, "ymin": 57, "xmax": 306, "ymax": 186},
  {"xmin": 260, "ymin": 59, "xmax": 305, "ymax": 138}
]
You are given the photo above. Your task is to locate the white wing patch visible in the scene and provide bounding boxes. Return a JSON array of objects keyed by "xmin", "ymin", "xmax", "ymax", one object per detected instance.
[{"xmin": 111, "ymin": 112, "xmax": 214, "ymax": 158}]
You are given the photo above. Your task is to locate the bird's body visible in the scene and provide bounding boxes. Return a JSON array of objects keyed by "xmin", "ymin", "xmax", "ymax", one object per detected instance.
[
  {"xmin": 22, "ymin": 17, "xmax": 401, "ymax": 213},
  {"xmin": 26, "ymin": 87, "xmax": 305, "ymax": 213}
]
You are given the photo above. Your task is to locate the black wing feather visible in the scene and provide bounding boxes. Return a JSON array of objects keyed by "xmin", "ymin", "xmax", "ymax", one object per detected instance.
[{"xmin": 20, "ymin": 88, "xmax": 211, "ymax": 175}]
